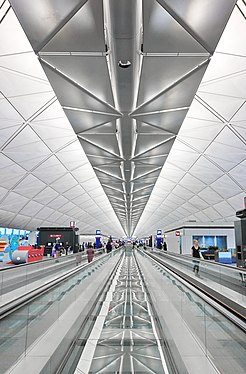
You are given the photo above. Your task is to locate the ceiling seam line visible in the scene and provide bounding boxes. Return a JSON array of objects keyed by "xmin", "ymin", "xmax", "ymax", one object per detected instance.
[
  {"xmin": 228, "ymin": 124, "xmax": 246, "ymax": 146},
  {"xmin": 228, "ymin": 100, "xmax": 246, "ymax": 122},
  {"xmin": 0, "ymin": 64, "xmax": 50, "ymax": 84},
  {"xmin": 195, "ymin": 95, "xmax": 227, "ymax": 123},
  {"xmin": 200, "ymin": 68, "xmax": 246, "ymax": 87}
]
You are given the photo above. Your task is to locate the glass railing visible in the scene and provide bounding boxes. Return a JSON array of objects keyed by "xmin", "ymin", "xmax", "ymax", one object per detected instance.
[
  {"xmin": 0, "ymin": 251, "xmax": 120, "ymax": 374},
  {"xmin": 137, "ymin": 250, "xmax": 246, "ymax": 374},
  {"xmin": 148, "ymin": 249, "xmax": 246, "ymax": 304},
  {"xmin": 0, "ymin": 250, "xmax": 104, "ymax": 301}
]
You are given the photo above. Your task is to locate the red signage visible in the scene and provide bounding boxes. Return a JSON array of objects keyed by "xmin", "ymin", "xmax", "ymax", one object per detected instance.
[
  {"xmin": 70, "ymin": 221, "xmax": 76, "ymax": 228},
  {"xmin": 48, "ymin": 234, "xmax": 64, "ymax": 238},
  {"xmin": 175, "ymin": 231, "xmax": 180, "ymax": 236}
]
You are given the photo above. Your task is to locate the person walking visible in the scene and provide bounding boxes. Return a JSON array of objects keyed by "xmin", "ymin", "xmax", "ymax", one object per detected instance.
[
  {"xmin": 106, "ymin": 240, "xmax": 112, "ymax": 253},
  {"xmin": 87, "ymin": 244, "xmax": 94, "ymax": 263},
  {"xmin": 192, "ymin": 239, "xmax": 203, "ymax": 275}
]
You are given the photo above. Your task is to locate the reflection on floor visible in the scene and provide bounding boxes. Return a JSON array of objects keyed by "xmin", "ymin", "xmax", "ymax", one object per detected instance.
[{"xmin": 88, "ymin": 249, "xmax": 167, "ymax": 373}]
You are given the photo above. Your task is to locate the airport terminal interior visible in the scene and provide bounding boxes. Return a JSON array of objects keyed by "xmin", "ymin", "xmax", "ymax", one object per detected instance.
[{"xmin": 0, "ymin": 0, "xmax": 246, "ymax": 373}]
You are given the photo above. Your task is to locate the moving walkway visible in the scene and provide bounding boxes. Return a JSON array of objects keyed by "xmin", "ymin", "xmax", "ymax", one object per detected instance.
[{"xmin": 0, "ymin": 246, "xmax": 245, "ymax": 373}]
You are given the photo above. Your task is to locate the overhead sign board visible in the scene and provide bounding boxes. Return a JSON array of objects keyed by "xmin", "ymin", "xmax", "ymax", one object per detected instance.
[{"xmin": 96, "ymin": 229, "xmax": 101, "ymax": 237}]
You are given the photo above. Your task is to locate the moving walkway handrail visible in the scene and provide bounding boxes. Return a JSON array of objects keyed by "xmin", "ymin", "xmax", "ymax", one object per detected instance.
[
  {"xmin": 0, "ymin": 250, "xmax": 104, "ymax": 298},
  {"xmin": 154, "ymin": 249, "xmax": 246, "ymax": 273},
  {"xmin": 0, "ymin": 250, "xmax": 108, "ymax": 320},
  {"xmin": 0, "ymin": 249, "xmax": 104, "ymax": 273},
  {"xmin": 141, "ymin": 250, "xmax": 246, "ymax": 330},
  {"xmin": 2, "ymin": 250, "xmax": 123, "ymax": 374}
]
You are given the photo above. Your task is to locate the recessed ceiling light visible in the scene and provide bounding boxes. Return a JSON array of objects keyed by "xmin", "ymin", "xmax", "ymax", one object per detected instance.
[{"xmin": 118, "ymin": 60, "xmax": 131, "ymax": 68}]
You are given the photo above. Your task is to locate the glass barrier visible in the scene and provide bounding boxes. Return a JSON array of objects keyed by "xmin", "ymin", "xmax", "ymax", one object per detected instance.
[
  {"xmin": 0, "ymin": 251, "xmax": 120, "ymax": 373},
  {"xmin": 137, "ymin": 250, "xmax": 246, "ymax": 374},
  {"xmin": 149, "ymin": 250, "xmax": 246, "ymax": 304},
  {"xmin": 0, "ymin": 250, "xmax": 105, "ymax": 302}
]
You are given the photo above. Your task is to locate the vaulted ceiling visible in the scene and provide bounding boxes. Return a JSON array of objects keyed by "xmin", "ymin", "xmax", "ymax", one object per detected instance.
[{"xmin": 0, "ymin": 0, "xmax": 245, "ymax": 237}]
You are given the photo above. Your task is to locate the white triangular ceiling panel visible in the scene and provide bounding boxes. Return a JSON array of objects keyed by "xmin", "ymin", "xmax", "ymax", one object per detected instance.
[
  {"xmin": 200, "ymin": 72, "xmax": 246, "ymax": 98},
  {"xmin": 0, "ymin": 163, "xmax": 26, "ymax": 189},
  {"xmin": 201, "ymin": 53, "xmax": 246, "ymax": 84},
  {"xmin": 179, "ymin": 118, "xmax": 224, "ymax": 139},
  {"xmin": 0, "ymin": 186, "xmax": 8, "ymax": 201},
  {"xmin": 0, "ymin": 125, "xmax": 23, "ymax": 148},
  {"xmin": 203, "ymin": 207, "xmax": 222, "ymax": 221},
  {"xmin": 33, "ymin": 187, "xmax": 59, "ymax": 205},
  {"xmin": 216, "ymin": 7, "xmax": 246, "ymax": 55},
  {"xmin": 33, "ymin": 156, "xmax": 68, "ymax": 184},
  {"xmin": 31, "ymin": 122, "xmax": 76, "ymax": 151},
  {"xmin": 56, "ymin": 141, "xmax": 89, "ymax": 170},
  {"xmin": 9, "ymin": 91, "xmax": 55, "ymax": 121},
  {"xmin": 49, "ymin": 196, "xmax": 69, "ymax": 210},
  {"xmin": 0, "ymin": 94, "xmax": 24, "ymax": 123},
  {"xmin": 230, "ymin": 125, "xmax": 246, "ymax": 142},
  {"xmin": 187, "ymin": 98, "xmax": 223, "ymax": 122},
  {"xmin": 0, "ymin": 9, "xmax": 32, "ymax": 55},
  {"xmin": 35, "ymin": 206, "xmax": 56, "ymax": 220},
  {"xmin": 51, "ymin": 174, "xmax": 78, "ymax": 194},
  {"xmin": 0, "ymin": 68, "xmax": 50, "ymax": 98},
  {"xmin": 229, "ymin": 162, "xmax": 246, "ymax": 189},
  {"xmin": 230, "ymin": 102, "xmax": 246, "ymax": 122},
  {"xmin": 178, "ymin": 137, "xmax": 212, "ymax": 153},
  {"xmin": 228, "ymin": 192, "xmax": 246, "ymax": 211},
  {"xmin": 0, "ymin": 192, "xmax": 29, "ymax": 212},
  {"xmin": 22, "ymin": 201, "xmax": 44, "ymax": 216},
  {"xmin": 178, "ymin": 173, "xmax": 207, "ymax": 194},
  {"xmin": 8, "ymin": 214, "xmax": 31, "ymax": 228},
  {"xmin": 197, "ymin": 92, "xmax": 245, "ymax": 122},
  {"xmin": 13, "ymin": 174, "xmax": 46, "ymax": 198},
  {"xmin": 189, "ymin": 157, "xmax": 224, "ymax": 184},
  {"xmin": 189, "ymin": 195, "xmax": 209, "ymax": 210},
  {"xmin": 214, "ymin": 201, "xmax": 235, "ymax": 217},
  {"xmin": 211, "ymin": 174, "xmax": 242, "ymax": 199},
  {"xmin": 198, "ymin": 187, "xmax": 224, "ymax": 205}
]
